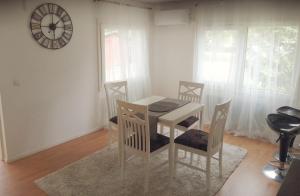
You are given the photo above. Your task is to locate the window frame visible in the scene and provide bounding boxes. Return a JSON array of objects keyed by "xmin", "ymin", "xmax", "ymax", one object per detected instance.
[{"xmin": 197, "ymin": 24, "xmax": 300, "ymax": 95}]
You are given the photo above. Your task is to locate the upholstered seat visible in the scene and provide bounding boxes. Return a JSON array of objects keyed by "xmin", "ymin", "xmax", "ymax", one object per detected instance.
[
  {"xmin": 266, "ymin": 114, "xmax": 300, "ymax": 135},
  {"xmin": 174, "ymin": 129, "xmax": 208, "ymax": 151},
  {"xmin": 177, "ymin": 116, "xmax": 199, "ymax": 128},
  {"xmin": 127, "ymin": 133, "xmax": 169, "ymax": 153},
  {"xmin": 109, "ymin": 116, "xmax": 118, "ymax": 124},
  {"xmin": 150, "ymin": 134, "xmax": 170, "ymax": 152}
]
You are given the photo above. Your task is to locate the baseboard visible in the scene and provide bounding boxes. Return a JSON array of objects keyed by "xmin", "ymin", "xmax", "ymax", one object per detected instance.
[{"xmin": 6, "ymin": 126, "xmax": 104, "ymax": 163}]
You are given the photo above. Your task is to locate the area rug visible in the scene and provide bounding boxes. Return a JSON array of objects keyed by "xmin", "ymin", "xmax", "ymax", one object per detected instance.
[{"xmin": 35, "ymin": 143, "xmax": 247, "ymax": 196}]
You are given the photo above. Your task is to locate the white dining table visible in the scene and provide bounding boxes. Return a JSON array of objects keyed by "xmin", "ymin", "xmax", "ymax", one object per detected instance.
[{"xmin": 134, "ymin": 96, "xmax": 204, "ymax": 177}]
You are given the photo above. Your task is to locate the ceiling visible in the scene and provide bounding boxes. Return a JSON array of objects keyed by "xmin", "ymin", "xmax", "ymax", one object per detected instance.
[{"xmin": 136, "ymin": 0, "xmax": 186, "ymax": 3}]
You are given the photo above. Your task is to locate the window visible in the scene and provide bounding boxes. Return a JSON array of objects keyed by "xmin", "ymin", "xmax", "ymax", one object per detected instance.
[
  {"xmin": 244, "ymin": 26, "xmax": 298, "ymax": 93},
  {"xmin": 202, "ymin": 29, "xmax": 239, "ymax": 82},
  {"xmin": 193, "ymin": 1, "xmax": 300, "ymax": 141},
  {"xmin": 104, "ymin": 29, "xmax": 123, "ymax": 82},
  {"xmin": 103, "ymin": 28, "xmax": 146, "ymax": 82},
  {"xmin": 200, "ymin": 25, "xmax": 299, "ymax": 94}
]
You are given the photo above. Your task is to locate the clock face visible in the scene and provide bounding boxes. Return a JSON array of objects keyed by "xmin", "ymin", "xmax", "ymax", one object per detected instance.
[{"xmin": 30, "ymin": 3, "xmax": 73, "ymax": 49}]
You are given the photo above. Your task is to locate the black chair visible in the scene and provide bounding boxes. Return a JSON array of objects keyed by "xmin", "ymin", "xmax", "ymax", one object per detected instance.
[
  {"xmin": 277, "ymin": 106, "xmax": 300, "ymax": 149},
  {"xmin": 263, "ymin": 108, "xmax": 300, "ymax": 182}
]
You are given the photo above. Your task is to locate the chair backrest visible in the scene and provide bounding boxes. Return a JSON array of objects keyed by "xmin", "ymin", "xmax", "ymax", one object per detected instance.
[
  {"xmin": 104, "ymin": 81, "xmax": 128, "ymax": 119},
  {"xmin": 117, "ymin": 100, "xmax": 150, "ymax": 154},
  {"xmin": 178, "ymin": 81, "xmax": 204, "ymax": 103},
  {"xmin": 208, "ymin": 100, "xmax": 231, "ymax": 152}
]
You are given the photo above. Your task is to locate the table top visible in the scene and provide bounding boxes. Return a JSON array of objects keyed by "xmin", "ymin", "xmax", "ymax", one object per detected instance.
[
  {"xmin": 134, "ymin": 96, "xmax": 165, "ymax": 105},
  {"xmin": 134, "ymin": 96, "xmax": 204, "ymax": 126}
]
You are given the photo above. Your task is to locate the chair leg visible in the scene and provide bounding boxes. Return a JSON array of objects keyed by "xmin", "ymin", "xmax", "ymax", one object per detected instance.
[
  {"xmin": 180, "ymin": 129, "xmax": 187, "ymax": 157},
  {"xmin": 184, "ymin": 150, "xmax": 187, "ymax": 159},
  {"xmin": 197, "ymin": 153, "xmax": 201, "ymax": 163},
  {"xmin": 144, "ymin": 156, "xmax": 150, "ymax": 193},
  {"xmin": 108, "ymin": 124, "xmax": 113, "ymax": 148},
  {"xmin": 190, "ymin": 152, "xmax": 194, "ymax": 165},
  {"xmin": 159, "ymin": 124, "xmax": 164, "ymax": 134},
  {"xmin": 169, "ymin": 144, "xmax": 174, "ymax": 179},
  {"xmin": 117, "ymin": 126, "xmax": 122, "ymax": 165},
  {"xmin": 121, "ymin": 148, "xmax": 125, "ymax": 180},
  {"xmin": 206, "ymin": 156, "xmax": 211, "ymax": 191},
  {"xmin": 174, "ymin": 146, "xmax": 178, "ymax": 177},
  {"xmin": 199, "ymin": 111, "xmax": 204, "ymax": 130},
  {"xmin": 219, "ymin": 147, "xmax": 223, "ymax": 177},
  {"xmin": 175, "ymin": 129, "xmax": 182, "ymax": 137}
]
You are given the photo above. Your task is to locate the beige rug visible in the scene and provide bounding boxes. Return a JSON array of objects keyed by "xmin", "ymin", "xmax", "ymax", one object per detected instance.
[{"xmin": 35, "ymin": 143, "xmax": 247, "ymax": 196}]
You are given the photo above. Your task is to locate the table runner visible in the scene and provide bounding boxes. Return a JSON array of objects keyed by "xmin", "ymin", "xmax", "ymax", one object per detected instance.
[{"xmin": 148, "ymin": 98, "xmax": 190, "ymax": 140}]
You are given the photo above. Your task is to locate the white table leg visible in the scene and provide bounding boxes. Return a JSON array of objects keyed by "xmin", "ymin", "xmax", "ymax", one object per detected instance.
[
  {"xmin": 118, "ymin": 126, "xmax": 123, "ymax": 165},
  {"xmin": 200, "ymin": 110, "xmax": 204, "ymax": 130},
  {"xmin": 169, "ymin": 124, "xmax": 175, "ymax": 178}
]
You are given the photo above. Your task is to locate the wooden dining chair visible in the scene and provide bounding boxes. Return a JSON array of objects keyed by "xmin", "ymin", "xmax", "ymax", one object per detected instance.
[
  {"xmin": 159, "ymin": 81, "xmax": 205, "ymax": 135},
  {"xmin": 176, "ymin": 81, "xmax": 205, "ymax": 132},
  {"xmin": 173, "ymin": 100, "xmax": 231, "ymax": 191},
  {"xmin": 104, "ymin": 81, "xmax": 128, "ymax": 155},
  {"xmin": 117, "ymin": 100, "xmax": 170, "ymax": 193}
]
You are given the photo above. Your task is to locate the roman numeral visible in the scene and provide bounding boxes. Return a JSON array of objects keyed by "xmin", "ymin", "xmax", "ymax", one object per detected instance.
[
  {"xmin": 49, "ymin": 40, "xmax": 53, "ymax": 49},
  {"xmin": 58, "ymin": 38, "xmax": 66, "ymax": 47},
  {"xmin": 31, "ymin": 22, "xmax": 41, "ymax": 30},
  {"xmin": 38, "ymin": 5, "xmax": 48, "ymax": 16},
  {"xmin": 64, "ymin": 24, "xmax": 73, "ymax": 31},
  {"xmin": 32, "ymin": 12, "xmax": 42, "ymax": 22},
  {"xmin": 52, "ymin": 4, "xmax": 58, "ymax": 15},
  {"xmin": 56, "ymin": 7, "xmax": 64, "ymax": 18},
  {"xmin": 62, "ymin": 32, "xmax": 72, "ymax": 40},
  {"xmin": 53, "ymin": 40, "xmax": 61, "ymax": 49},
  {"xmin": 39, "ymin": 35, "xmax": 46, "ymax": 42},
  {"xmin": 48, "ymin": 3, "xmax": 55, "ymax": 14},
  {"xmin": 33, "ymin": 32, "xmax": 43, "ymax": 40},
  {"xmin": 62, "ymin": 15, "xmax": 70, "ymax": 23},
  {"xmin": 41, "ymin": 38, "xmax": 50, "ymax": 48},
  {"xmin": 38, "ymin": 35, "xmax": 47, "ymax": 46}
]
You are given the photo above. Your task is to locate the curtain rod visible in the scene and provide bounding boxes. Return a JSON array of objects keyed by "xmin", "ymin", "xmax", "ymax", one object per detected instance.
[{"xmin": 94, "ymin": 0, "xmax": 153, "ymax": 10}]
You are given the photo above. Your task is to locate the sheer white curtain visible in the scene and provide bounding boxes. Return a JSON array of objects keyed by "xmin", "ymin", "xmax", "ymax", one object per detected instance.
[
  {"xmin": 95, "ymin": 2, "xmax": 151, "ymax": 127},
  {"xmin": 97, "ymin": 2, "xmax": 151, "ymax": 101},
  {"xmin": 193, "ymin": 0, "xmax": 300, "ymax": 141}
]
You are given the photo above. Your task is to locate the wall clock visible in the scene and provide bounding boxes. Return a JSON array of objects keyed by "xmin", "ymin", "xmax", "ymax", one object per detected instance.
[{"xmin": 30, "ymin": 3, "xmax": 73, "ymax": 49}]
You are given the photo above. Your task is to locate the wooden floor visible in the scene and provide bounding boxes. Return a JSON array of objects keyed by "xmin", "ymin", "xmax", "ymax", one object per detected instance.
[{"xmin": 0, "ymin": 129, "xmax": 280, "ymax": 196}]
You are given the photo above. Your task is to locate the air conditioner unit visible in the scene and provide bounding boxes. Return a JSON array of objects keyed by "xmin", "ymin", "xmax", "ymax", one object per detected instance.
[{"xmin": 154, "ymin": 9, "xmax": 190, "ymax": 26}]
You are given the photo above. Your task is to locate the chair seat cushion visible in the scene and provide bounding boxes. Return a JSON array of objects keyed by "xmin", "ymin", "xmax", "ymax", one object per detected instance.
[
  {"xmin": 174, "ymin": 129, "xmax": 208, "ymax": 151},
  {"xmin": 177, "ymin": 116, "xmax": 199, "ymax": 128},
  {"xmin": 267, "ymin": 114, "xmax": 300, "ymax": 134},
  {"xmin": 127, "ymin": 133, "xmax": 169, "ymax": 153},
  {"xmin": 109, "ymin": 116, "xmax": 118, "ymax": 124},
  {"xmin": 150, "ymin": 134, "xmax": 170, "ymax": 152}
]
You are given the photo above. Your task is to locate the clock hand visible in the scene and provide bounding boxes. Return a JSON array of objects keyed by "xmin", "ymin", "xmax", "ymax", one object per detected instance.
[
  {"xmin": 55, "ymin": 18, "xmax": 61, "ymax": 25},
  {"xmin": 52, "ymin": 14, "xmax": 53, "ymax": 24}
]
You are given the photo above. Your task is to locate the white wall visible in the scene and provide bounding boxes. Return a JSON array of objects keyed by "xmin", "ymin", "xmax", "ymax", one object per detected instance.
[
  {"xmin": 151, "ymin": 24, "xmax": 195, "ymax": 98},
  {"xmin": 0, "ymin": 0, "xmax": 103, "ymax": 161},
  {"xmin": 0, "ymin": 93, "xmax": 5, "ymax": 160}
]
